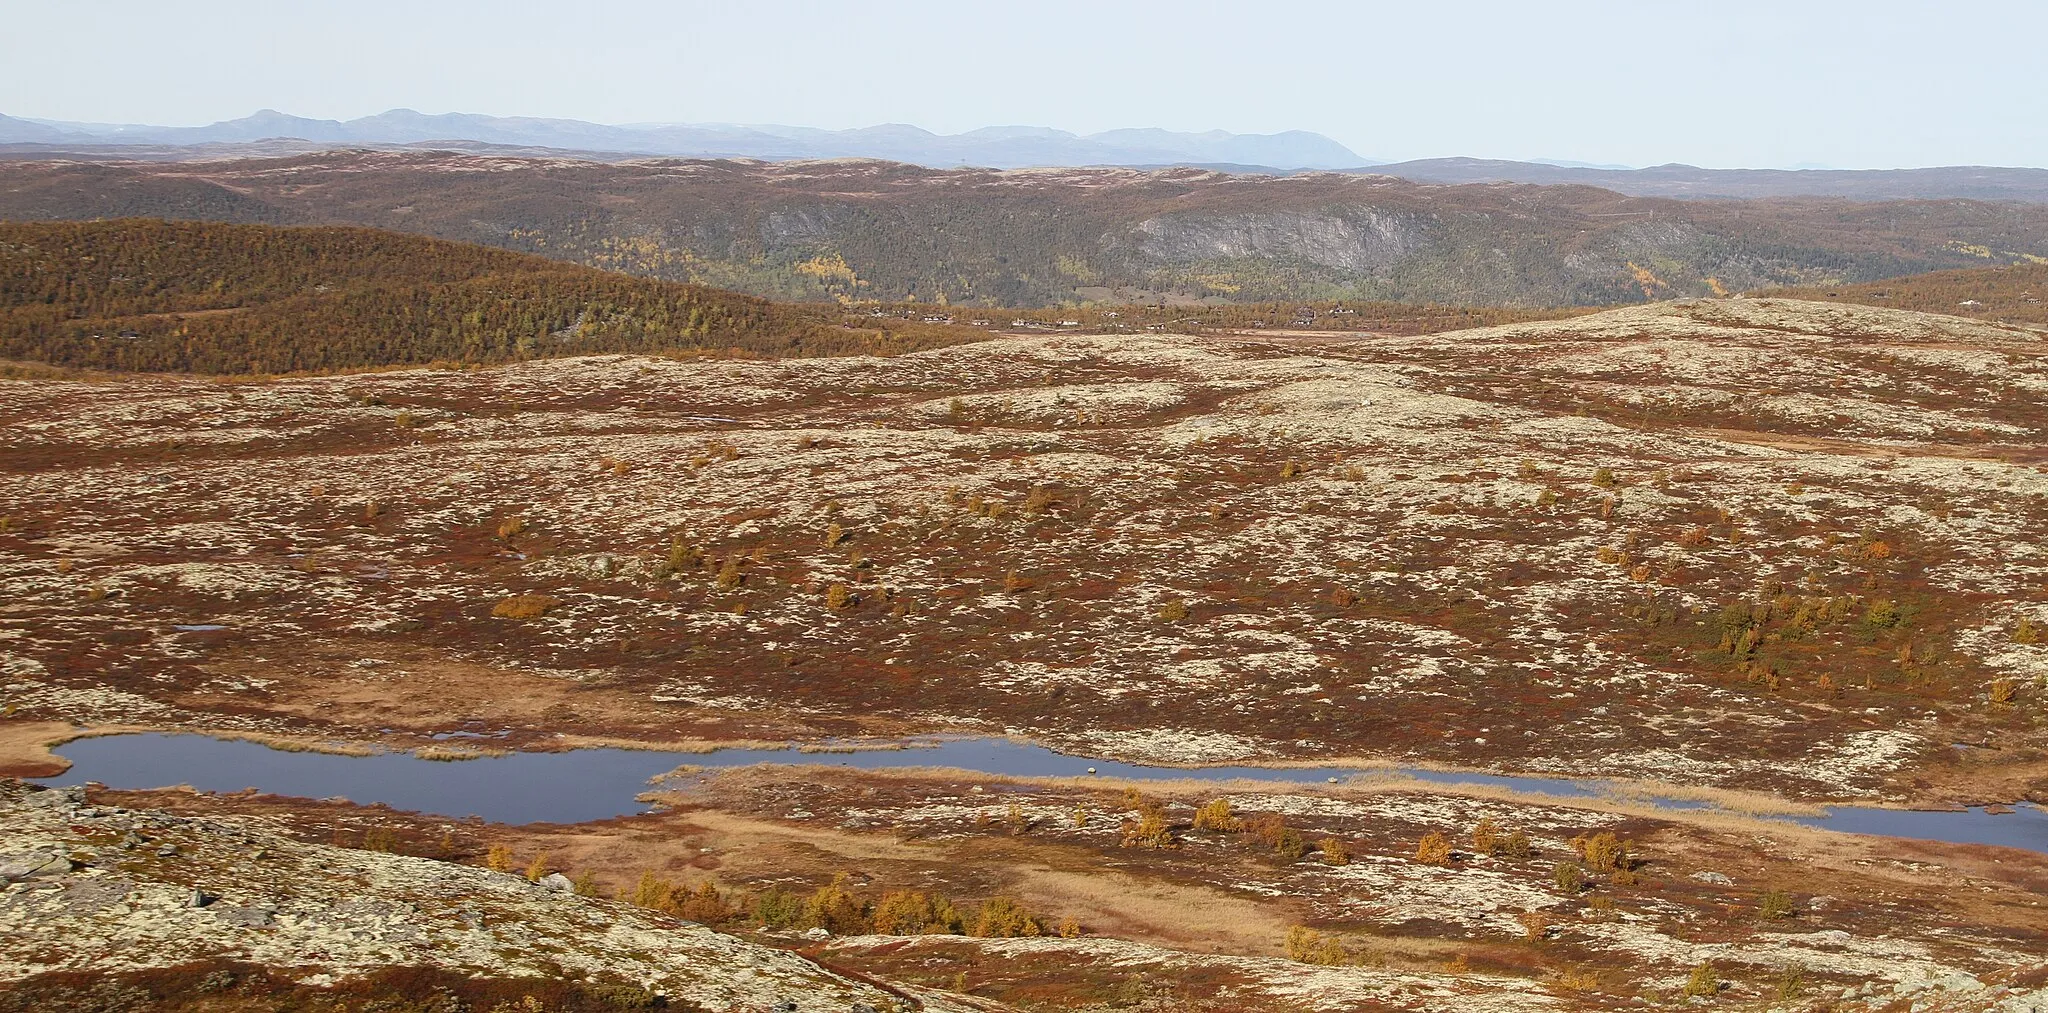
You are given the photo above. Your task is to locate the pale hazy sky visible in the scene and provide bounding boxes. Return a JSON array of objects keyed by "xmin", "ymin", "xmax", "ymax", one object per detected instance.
[{"xmin": 5, "ymin": 0, "xmax": 2044, "ymax": 168}]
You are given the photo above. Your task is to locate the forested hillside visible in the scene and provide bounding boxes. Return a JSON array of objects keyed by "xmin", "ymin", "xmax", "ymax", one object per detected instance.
[
  {"xmin": 1763, "ymin": 261, "xmax": 2048, "ymax": 327},
  {"xmin": 3, "ymin": 152, "xmax": 2046, "ymax": 308},
  {"xmin": 0, "ymin": 219, "xmax": 974, "ymax": 373}
]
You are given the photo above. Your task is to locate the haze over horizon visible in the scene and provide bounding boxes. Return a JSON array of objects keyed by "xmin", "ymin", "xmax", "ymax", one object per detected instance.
[{"xmin": 6, "ymin": 0, "xmax": 2046, "ymax": 171}]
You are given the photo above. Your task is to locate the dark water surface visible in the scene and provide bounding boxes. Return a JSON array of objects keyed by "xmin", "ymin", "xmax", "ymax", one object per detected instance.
[{"xmin": 33, "ymin": 732, "xmax": 2048, "ymax": 854}]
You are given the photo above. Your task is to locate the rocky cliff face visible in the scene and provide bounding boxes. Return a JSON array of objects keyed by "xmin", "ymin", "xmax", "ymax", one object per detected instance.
[{"xmin": 1127, "ymin": 207, "xmax": 1430, "ymax": 273}]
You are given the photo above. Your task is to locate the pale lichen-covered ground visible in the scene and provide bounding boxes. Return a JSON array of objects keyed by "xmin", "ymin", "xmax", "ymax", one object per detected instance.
[
  {"xmin": 4, "ymin": 296, "xmax": 2048, "ymax": 1009},
  {"xmin": 3, "ymin": 297, "xmax": 2043, "ymax": 802},
  {"xmin": 0, "ymin": 781, "xmax": 982, "ymax": 1011},
  {"xmin": 641, "ymin": 765, "xmax": 2047, "ymax": 1011}
]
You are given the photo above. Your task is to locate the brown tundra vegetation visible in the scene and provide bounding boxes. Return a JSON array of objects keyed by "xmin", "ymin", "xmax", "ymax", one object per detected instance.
[{"xmin": 4, "ymin": 295, "xmax": 2048, "ymax": 1010}]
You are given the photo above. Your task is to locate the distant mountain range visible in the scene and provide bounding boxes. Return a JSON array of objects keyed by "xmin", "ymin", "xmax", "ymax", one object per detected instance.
[
  {"xmin": 8, "ymin": 109, "xmax": 2048, "ymax": 203},
  {"xmin": 0, "ymin": 109, "xmax": 1370, "ymax": 170}
]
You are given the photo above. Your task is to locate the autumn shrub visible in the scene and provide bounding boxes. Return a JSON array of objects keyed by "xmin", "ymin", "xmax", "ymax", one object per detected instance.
[
  {"xmin": 1191, "ymin": 799, "xmax": 1242, "ymax": 832},
  {"xmin": 1156, "ymin": 596, "xmax": 1189, "ymax": 622},
  {"xmin": 491, "ymin": 593, "xmax": 560, "ymax": 620},
  {"xmin": 571, "ymin": 870, "xmax": 601, "ymax": 897},
  {"xmin": 872, "ymin": 890, "xmax": 964, "ymax": 935},
  {"xmin": 2015, "ymin": 616, "xmax": 2041, "ymax": 644},
  {"xmin": 1757, "ymin": 889, "xmax": 1796, "ymax": 921},
  {"xmin": 1772, "ymin": 964, "xmax": 1806, "ymax": 1002},
  {"xmin": 1413, "ymin": 831, "xmax": 1452, "ymax": 866},
  {"xmin": 1285, "ymin": 926, "xmax": 1350, "ymax": 966},
  {"xmin": 1316, "ymin": 838, "xmax": 1351, "ymax": 866},
  {"xmin": 800, "ymin": 874, "xmax": 871, "ymax": 935},
  {"xmin": 1517, "ymin": 910, "xmax": 1553, "ymax": 941},
  {"xmin": 1864, "ymin": 598, "xmax": 1901, "ymax": 627},
  {"xmin": 524, "ymin": 853, "xmax": 550, "ymax": 883},
  {"xmin": 1471, "ymin": 818, "xmax": 1500, "ymax": 856},
  {"xmin": 1022, "ymin": 486, "xmax": 1058, "ymax": 514},
  {"xmin": 676, "ymin": 882, "xmax": 736, "ymax": 924},
  {"xmin": 1989, "ymin": 679, "xmax": 2019, "ymax": 707},
  {"xmin": 494, "ymin": 516, "xmax": 525, "ymax": 541},
  {"xmin": 970, "ymin": 896, "xmax": 1044, "ymax": 938},
  {"xmin": 484, "ymin": 845, "xmax": 515, "ymax": 873},
  {"xmin": 1498, "ymin": 830, "xmax": 1533, "ymax": 859},
  {"xmin": 1329, "ymin": 586, "xmax": 1356, "ymax": 607},
  {"xmin": 823, "ymin": 522, "xmax": 848, "ymax": 547},
  {"xmin": 1120, "ymin": 803, "xmax": 1177, "ymax": 850},
  {"xmin": 1551, "ymin": 966, "xmax": 1602, "ymax": 991},
  {"xmin": 1591, "ymin": 467, "xmax": 1617, "ymax": 488},
  {"xmin": 714, "ymin": 558, "xmax": 743, "ymax": 589},
  {"xmin": 665, "ymin": 537, "xmax": 701, "ymax": 573},
  {"xmin": 1570, "ymin": 831, "xmax": 1631, "ymax": 873},
  {"xmin": 750, "ymin": 886, "xmax": 803, "ymax": 929},
  {"xmin": 1552, "ymin": 862, "xmax": 1586, "ymax": 893},
  {"xmin": 1244, "ymin": 813, "xmax": 1305, "ymax": 860},
  {"xmin": 824, "ymin": 583, "xmax": 855, "ymax": 609},
  {"xmin": 1682, "ymin": 961, "xmax": 1720, "ymax": 998},
  {"xmin": 628, "ymin": 871, "xmax": 669, "ymax": 909}
]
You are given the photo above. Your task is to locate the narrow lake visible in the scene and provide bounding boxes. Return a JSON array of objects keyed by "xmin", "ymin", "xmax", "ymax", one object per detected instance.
[{"xmin": 33, "ymin": 732, "xmax": 2048, "ymax": 855}]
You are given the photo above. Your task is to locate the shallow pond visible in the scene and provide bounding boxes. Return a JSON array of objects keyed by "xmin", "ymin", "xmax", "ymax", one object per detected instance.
[{"xmin": 33, "ymin": 732, "xmax": 2048, "ymax": 854}]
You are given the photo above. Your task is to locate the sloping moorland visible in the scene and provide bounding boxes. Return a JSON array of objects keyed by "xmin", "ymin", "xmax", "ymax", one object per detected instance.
[
  {"xmin": 0, "ymin": 219, "xmax": 976, "ymax": 373},
  {"xmin": 2, "ymin": 152, "xmax": 2047, "ymax": 306},
  {"xmin": 3, "ymin": 292, "xmax": 2048, "ymax": 1007},
  {"xmin": 1766, "ymin": 261, "xmax": 2048, "ymax": 329},
  {"xmin": 5, "ymin": 297, "xmax": 2045, "ymax": 798}
]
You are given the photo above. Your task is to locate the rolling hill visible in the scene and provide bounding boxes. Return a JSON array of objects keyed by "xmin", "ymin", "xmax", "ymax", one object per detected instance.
[
  {"xmin": 2, "ymin": 152, "xmax": 2045, "ymax": 308},
  {"xmin": 0, "ymin": 219, "xmax": 975, "ymax": 373},
  {"xmin": 1762, "ymin": 260, "xmax": 2048, "ymax": 327}
]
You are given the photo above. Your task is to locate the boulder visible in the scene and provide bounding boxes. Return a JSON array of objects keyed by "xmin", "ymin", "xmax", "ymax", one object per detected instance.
[
  {"xmin": 213, "ymin": 902, "xmax": 275, "ymax": 928},
  {"xmin": 0, "ymin": 851, "xmax": 71, "ymax": 881},
  {"xmin": 539, "ymin": 872, "xmax": 575, "ymax": 893},
  {"xmin": 20, "ymin": 786, "xmax": 84, "ymax": 810}
]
